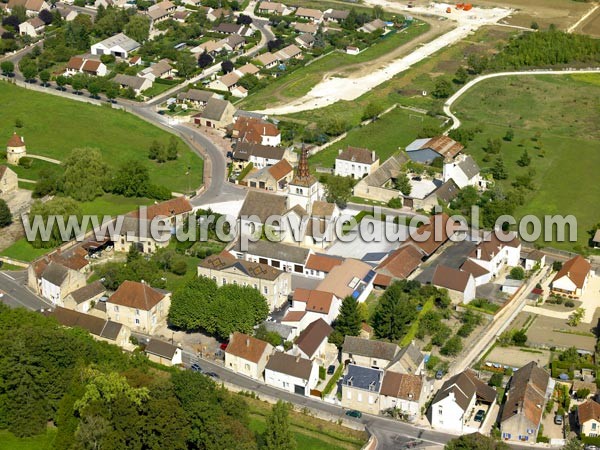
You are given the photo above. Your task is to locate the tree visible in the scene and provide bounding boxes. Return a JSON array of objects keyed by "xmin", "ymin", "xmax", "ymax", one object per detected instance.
[
  {"xmin": 176, "ymin": 51, "xmax": 196, "ymax": 79},
  {"xmin": 21, "ymin": 62, "xmax": 38, "ymax": 82},
  {"xmin": 324, "ymin": 175, "xmax": 353, "ymax": 208},
  {"xmin": 61, "ymin": 148, "xmax": 109, "ymax": 201},
  {"xmin": 361, "ymin": 101, "xmax": 384, "ymax": 121},
  {"xmin": 55, "ymin": 75, "xmax": 67, "ymax": 90},
  {"xmin": 1, "ymin": 61, "xmax": 14, "ymax": 75},
  {"xmin": 489, "ymin": 373, "xmax": 503, "ymax": 388},
  {"xmin": 221, "ymin": 59, "xmax": 234, "ymax": 74},
  {"xmin": 71, "ymin": 76, "xmax": 84, "ymax": 93},
  {"xmin": 166, "ymin": 136, "xmax": 178, "ymax": 161},
  {"xmin": 445, "ymin": 433, "xmax": 510, "ymax": 449},
  {"xmin": 39, "ymin": 70, "xmax": 50, "ymax": 86},
  {"xmin": 491, "ymin": 157, "xmax": 508, "ymax": 180},
  {"xmin": 453, "ymin": 66, "xmax": 468, "ymax": 85},
  {"xmin": 236, "ymin": 14, "xmax": 252, "ymax": 25},
  {"xmin": 509, "ymin": 266, "xmax": 525, "ymax": 280},
  {"xmin": 264, "ymin": 401, "xmax": 296, "ymax": 450},
  {"xmin": 332, "ymin": 296, "xmax": 361, "ymax": 346},
  {"xmin": 197, "ymin": 52, "xmax": 213, "ymax": 68},
  {"xmin": 575, "ymin": 388, "xmax": 590, "ymax": 400},
  {"xmin": 38, "ymin": 9, "xmax": 53, "ymax": 25},
  {"xmin": 0, "ymin": 199, "xmax": 12, "ymax": 228},
  {"xmin": 372, "ymin": 282, "xmax": 418, "ymax": 341},
  {"xmin": 432, "ymin": 77, "xmax": 452, "ymax": 98},
  {"xmin": 531, "ymin": 21, "xmax": 539, "ymax": 30},
  {"xmin": 485, "ymin": 137, "xmax": 502, "ymax": 154},
  {"xmin": 267, "ymin": 38, "xmax": 284, "ymax": 52},
  {"xmin": 106, "ymin": 83, "xmax": 118, "ymax": 102},
  {"xmin": 552, "ymin": 261, "xmax": 563, "ymax": 272},
  {"xmin": 440, "ymin": 336, "xmax": 463, "ymax": 356},
  {"xmin": 110, "ymin": 160, "xmax": 151, "ymax": 197},
  {"xmin": 516, "ymin": 149, "xmax": 531, "ymax": 167},
  {"xmin": 124, "ymin": 14, "xmax": 150, "ymax": 43},
  {"xmin": 394, "ymin": 172, "xmax": 412, "ymax": 196},
  {"xmin": 148, "ymin": 140, "xmax": 163, "ymax": 160},
  {"xmin": 503, "ymin": 129, "xmax": 514, "ymax": 141},
  {"xmin": 372, "ymin": 5, "xmax": 384, "ymax": 19},
  {"xmin": 87, "ymin": 80, "xmax": 101, "ymax": 98},
  {"xmin": 28, "ymin": 197, "xmax": 82, "ymax": 248},
  {"xmin": 512, "ymin": 329, "xmax": 527, "ymax": 345},
  {"xmin": 568, "ymin": 308, "xmax": 585, "ymax": 327}
]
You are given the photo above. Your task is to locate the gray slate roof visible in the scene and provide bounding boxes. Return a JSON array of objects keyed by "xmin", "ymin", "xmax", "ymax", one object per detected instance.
[
  {"xmin": 457, "ymin": 155, "xmax": 480, "ymax": 179},
  {"xmin": 239, "ymin": 190, "xmax": 289, "ymax": 223},
  {"xmin": 67, "ymin": 280, "xmax": 106, "ymax": 304},
  {"xmin": 361, "ymin": 154, "xmax": 408, "ymax": 187},
  {"xmin": 96, "ymin": 33, "xmax": 140, "ymax": 52},
  {"xmin": 201, "ymin": 97, "xmax": 232, "ymax": 121},
  {"xmin": 342, "ymin": 364, "xmax": 383, "ymax": 391},
  {"xmin": 232, "ymin": 239, "xmax": 311, "ymax": 265},
  {"xmin": 145, "ymin": 338, "xmax": 179, "ymax": 359},
  {"xmin": 232, "ymin": 142, "xmax": 286, "ymax": 161},
  {"xmin": 113, "ymin": 74, "xmax": 147, "ymax": 90},
  {"xmin": 429, "ymin": 179, "xmax": 459, "ymax": 203},
  {"xmin": 266, "ymin": 352, "xmax": 313, "ymax": 379},
  {"xmin": 177, "ymin": 89, "xmax": 214, "ymax": 103},
  {"xmin": 342, "ymin": 336, "xmax": 400, "ymax": 361},
  {"xmin": 42, "ymin": 262, "xmax": 70, "ymax": 286}
]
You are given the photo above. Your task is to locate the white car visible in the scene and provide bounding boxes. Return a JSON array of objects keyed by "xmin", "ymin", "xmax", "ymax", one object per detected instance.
[{"xmin": 0, "ymin": 290, "xmax": 5, "ymax": 298}]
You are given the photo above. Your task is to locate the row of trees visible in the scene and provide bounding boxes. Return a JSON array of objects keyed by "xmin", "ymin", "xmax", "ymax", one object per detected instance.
[
  {"xmin": 168, "ymin": 276, "xmax": 270, "ymax": 339},
  {"xmin": 0, "ymin": 304, "xmax": 296, "ymax": 449}
]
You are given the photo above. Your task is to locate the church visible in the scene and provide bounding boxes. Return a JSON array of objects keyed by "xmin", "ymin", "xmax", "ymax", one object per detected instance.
[{"xmin": 238, "ymin": 147, "xmax": 340, "ymax": 249}]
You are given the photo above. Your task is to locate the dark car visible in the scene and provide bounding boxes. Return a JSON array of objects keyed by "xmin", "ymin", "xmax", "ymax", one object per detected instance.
[
  {"xmin": 345, "ymin": 410, "xmax": 362, "ymax": 419},
  {"xmin": 205, "ymin": 372, "xmax": 220, "ymax": 379},
  {"xmin": 435, "ymin": 370, "xmax": 444, "ymax": 380},
  {"xmin": 190, "ymin": 363, "xmax": 203, "ymax": 373},
  {"xmin": 474, "ymin": 409, "xmax": 486, "ymax": 422},
  {"xmin": 327, "ymin": 365, "xmax": 336, "ymax": 375}
]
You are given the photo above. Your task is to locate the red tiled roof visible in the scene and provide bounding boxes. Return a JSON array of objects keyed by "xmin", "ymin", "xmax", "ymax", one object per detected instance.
[
  {"xmin": 108, "ymin": 281, "xmax": 167, "ymax": 311},
  {"xmin": 305, "ymin": 254, "xmax": 343, "ymax": 273},
  {"xmin": 409, "ymin": 213, "xmax": 453, "ymax": 256},
  {"xmin": 267, "ymin": 159, "xmax": 293, "ymax": 180},
  {"xmin": 233, "ymin": 117, "xmax": 280, "ymax": 144},
  {"xmin": 578, "ymin": 399, "xmax": 600, "ymax": 424},
  {"xmin": 553, "ymin": 255, "xmax": 591, "ymax": 289},
  {"xmin": 432, "ymin": 265, "xmax": 471, "ymax": 293},
  {"xmin": 129, "ymin": 197, "xmax": 192, "ymax": 220},
  {"xmin": 225, "ymin": 332, "xmax": 271, "ymax": 363},
  {"xmin": 376, "ymin": 245, "xmax": 423, "ymax": 280},
  {"xmin": 7, "ymin": 133, "xmax": 24, "ymax": 147},
  {"xmin": 282, "ymin": 310, "xmax": 306, "ymax": 323}
]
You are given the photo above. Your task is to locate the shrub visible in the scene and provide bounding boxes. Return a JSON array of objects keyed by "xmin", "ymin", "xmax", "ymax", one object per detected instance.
[
  {"xmin": 319, "ymin": 366, "xmax": 326, "ymax": 380},
  {"xmin": 509, "ymin": 266, "xmax": 525, "ymax": 280},
  {"xmin": 565, "ymin": 300, "xmax": 575, "ymax": 308},
  {"xmin": 387, "ymin": 197, "xmax": 402, "ymax": 208},
  {"xmin": 18, "ymin": 157, "xmax": 33, "ymax": 168}
]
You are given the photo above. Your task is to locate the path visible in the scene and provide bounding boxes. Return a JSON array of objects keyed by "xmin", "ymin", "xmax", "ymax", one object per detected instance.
[
  {"xmin": 258, "ymin": 2, "xmax": 512, "ymax": 115},
  {"xmin": 443, "ymin": 68, "xmax": 600, "ymax": 131},
  {"xmin": 27, "ymin": 154, "xmax": 61, "ymax": 164},
  {"xmin": 567, "ymin": 3, "xmax": 600, "ymax": 33}
]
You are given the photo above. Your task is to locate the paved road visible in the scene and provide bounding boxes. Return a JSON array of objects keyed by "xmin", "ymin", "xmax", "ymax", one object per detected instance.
[
  {"xmin": 0, "ymin": 270, "xmax": 52, "ymax": 310},
  {"xmin": 443, "ymin": 68, "xmax": 600, "ymax": 131}
]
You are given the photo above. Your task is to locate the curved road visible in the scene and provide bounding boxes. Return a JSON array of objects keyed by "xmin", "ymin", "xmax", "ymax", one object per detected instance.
[{"xmin": 443, "ymin": 68, "xmax": 600, "ymax": 131}]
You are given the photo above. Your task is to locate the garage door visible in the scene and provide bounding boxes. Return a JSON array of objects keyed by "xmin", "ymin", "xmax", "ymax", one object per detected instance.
[{"xmin": 294, "ymin": 385, "xmax": 305, "ymax": 396}]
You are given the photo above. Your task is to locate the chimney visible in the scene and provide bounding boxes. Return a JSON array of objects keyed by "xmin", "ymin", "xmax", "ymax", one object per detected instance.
[
  {"xmin": 476, "ymin": 248, "xmax": 482, "ymax": 259},
  {"xmin": 372, "ymin": 151, "xmax": 376, "ymax": 162},
  {"xmin": 246, "ymin": 338, "xmax": 250, "ymax": 347},
  {"xmin": 296, "ymin": 355, "xmax": 301, "ymax": 363}
]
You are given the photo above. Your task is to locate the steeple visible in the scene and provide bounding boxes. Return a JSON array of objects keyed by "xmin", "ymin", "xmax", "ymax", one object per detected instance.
[{"xmin": 292, "ymin": 145, "xmax": 316, "ymax": 187}]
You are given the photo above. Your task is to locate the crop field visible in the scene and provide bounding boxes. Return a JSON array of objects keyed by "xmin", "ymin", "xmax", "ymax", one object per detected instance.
[
  {"xmin": 452, "ymin": 73, "xmax": 600, "ymax": 250},
  {"xmin": 0, "ymin": 82, "xmax": 203, "ymax": 193},
  {"xmin": 580, "ymin": 7, "xmax": 600, "ymax": 37}
]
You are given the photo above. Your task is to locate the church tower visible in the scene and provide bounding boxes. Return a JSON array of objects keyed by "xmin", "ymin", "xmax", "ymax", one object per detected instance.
[
  {"xmin": 287, "ymin": 145, "xmax": 320, "ymax": 214},
  {"xmin": 7, "ymin": 133, "xmax": 27, "ymax": 165}
]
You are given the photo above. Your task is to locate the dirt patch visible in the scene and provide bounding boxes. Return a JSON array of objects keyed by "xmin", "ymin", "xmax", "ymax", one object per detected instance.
[
  {"xmin": 581, "ymin": 8, "xmax": 600, "ymax": 37},
  {"xmin": 486, "ymin": 346, "xmax": 552, "ymax": 369},
  {"xmin": 435, "ymin": 59, "xmax": 461, "ymax": 72}
]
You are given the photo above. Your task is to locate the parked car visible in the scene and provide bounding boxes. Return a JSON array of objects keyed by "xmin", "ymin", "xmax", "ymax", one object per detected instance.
[
  {"xmin": 190, "ymin": 363, "xmax": 203, "ymax": 373},
  {"xmin": 327, "ymin": 365, "xmax": 335, "ymax": 375},
  {"xmin": 435, "ymin": 370, "xmax": 444, "ymax": 380},
  {"xmin": 474, "ymin": 409, "xmax": 486, "ymax": 422},
  {"xmin": 0, "ymin": 290, "xmax": 4, "ymax": 298},
  {"xmin": 205, "ymin": 371, "xmax": 220, "ymax": 379},
  {"xmin": 345, "ymin": 410, "xmax": 362, "ymax": 419},
  {"xmin": 554, "ymin": 414, "xmax": 563, "ymax": 425}
]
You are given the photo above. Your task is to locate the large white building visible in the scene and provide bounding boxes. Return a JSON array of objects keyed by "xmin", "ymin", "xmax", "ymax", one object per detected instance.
[
  {"xmin": 442, "ymin": 154, "xmax": 486, "ymax": 189},
  {"xmin": 91, "ymin": 33, "xmax": 140, "ymax": 58},
  {"xmin": 264, "ymin": 352, "xmax": 319, "ymax": 396},
  {"xmin": 334, "ymin": 146, "xmax": 380, "ymax": 179}
]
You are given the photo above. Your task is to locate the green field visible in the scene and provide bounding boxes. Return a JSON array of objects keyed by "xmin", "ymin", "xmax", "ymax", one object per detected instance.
[
  {"xmin": 0, "ymin": 430, "xmax": 56, "ymax": 450},
  {"xmin": 452, "ymin": 74, "xmax": 600, "ymax": 250},
  {"xmin": 309, "ymin": 107, "xmax": 444, "ymax": 169},
  {"xmin": 0, "ymin": 82, "xmax": 202, "ymax": 193},
  {"xmin": 239, "ymin": 22, "xmax": 429, "ymax": 111},
  {"xmin": 0, "ymin": 238, "xmax": 52, "ymax": 262}
]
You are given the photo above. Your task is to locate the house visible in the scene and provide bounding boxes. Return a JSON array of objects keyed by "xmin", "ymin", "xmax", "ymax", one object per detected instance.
[
  {"xmin": 500, "ymin": 361, "xmax": 554, "ymax": 443},
  {"xmin": 18, "ymin": 17, "xmax": 45, "ymax": 37},
  {"xmin": 232, "ymin": 117, "xmax": 281, "ymax": 147},
  {"xmin": 129, "ymin": 55, "xmax": 143, "ymax": 66},
  {"xmin": 245, "ymin": 159, "xmax": 294, "ymax": 192},
  {"xmin": 209, "ymin": 71, "xmax": 242, "ymax": 94},
  {"xmin": 63, "ymin": 280, "xmax": 106, "ymax": 313},
  {"xmin": 0, "ymin": 165, "xmax": 18, "ymax": 195},
  {"xmin": 255, "ymin": 52, "xmax": 279, "ymax": 68},
  {"xmin": 147, "ymin": 0, "xmax": 175, "ymax": 24},
  {"xmin": 431, "ymin": 369, "xmax": 497, "ymax": 433},
  {"xmin": 405, "ymin": 136, "xmax": 464, "ymax": 164},
  {"xmin": 237, "ymin": 63, "xmax": 260, "ymax": 76},
  {"xmin": 353, "ymin": 153, "xmax": 409, "ymax": 203},
  {"xmin": 551, "ymin": 255, "xmax": 592, "ymax": 298},
  {"xmin": 461, "ymin": 230, "xmax": 522, "ymax": 286},
  {"xmin": 304, "ymin": 253, "xmax": 343, "ymax": 279},
  {"xmin": 342, "ymin": 364, "xmax": 383, "ymax": 415},
  {"xmin": 57, "ymin": 6, "xmax": 77, "ymax": 20},
  {"xmin": 593, "ymin": 229, "xmax": 600, "ymax": 249},
  {"xmin": 214, "ymin": 22, "xmax": 246, "ymax": 35},
  {"xmin": 443, "ymin": 154, "xmax": 487, "ymax": 189},
  {"xmin": 578, "ymin": 399, "xmax": 600, "ymax": 437},
  {"xmin": 521, "ymin": 249, "xmax": 546, "ymax": 271},
  {"xmin": 317, "ymin": 258, "xmax": 374, "ymax": 303},
  {"xmin": 386, "ymin": 343, "xmax": 425, "ymax": 376},
  {"xmin": 7, "ymin": 0, "xmax": 50, "ymax": 16},
  {"xmin": 293, "ymin": 22, "xmax": 318, "ymax": 34},
  {"xmin": 44, "ymin": 306, "xmax": 131, "ymax": 348},
  {"xmin": 358, "ymin": 18, "xmax": 387, "ymax": 33},
  {"xmin": 257, "ymin": 1, "xmax": 286, "ymax": 15},
  {"xmin": 232, "ymin": 143, "xmax": 290, "ymax": 170},
  {"xmin": 276, "ymin": 44, "xmax": 302, "ymax": 61},
  {"xmin": 223, "ymin": 35, "xmax": 247, "ymax": 52},
  {"xmin": 324, "ymin": 9, "xmax": 349, "ymax": 23},
  {"xmin": 295, "ymin": 33, "xmax": 315, "ymax": 49},
  {"xmin": 172, "ymin": 10, "xmax": 190, "ymax": 22},
  {"xmin": 295, "ymin": 7, "xmax": 323, "ymax": 23},
  {"xmin": 140, "ymin": 59, "xmax": 173, "ymax": 81},
  {"xmin": 265, "ymin": 352, "xmax": 319, "ymax": 395},
  {"xmin": 379, "ymin": 372, "xmax": 424, "ymax": 418},
  {"xmin": 342, "ymin": 336, "xmax": 400, "ymax": 369},
  {"xmin": 232, "ymin": 84, "xmax": 247, "ymax": 98},
  {"xmin": 145, "ymin": 339, "xmax": 182, "ymax": 366},
  {"xmin": 65, "ymin": 56, "xmax": 107, "ymax": 77},
  {"xmin": 128, "ymin": 196, "xmax": 192, "ymax": 228},
  {"xmin": 91, "ymin": 33, "xmax": 141, "ymax": 59},
  {"xmin": 335, "ymin": 146, "xmax": 380, "ymax": 179},
  {"xmin": 225, "ymin": 332, "xmax": 274, "ymax": 380},
  {"xmin": 105, "ymin": 280, "xmax": 171, "ymax": 334},
  {"xmin": 231, "ymin": 239, "xmax": 311, "ymax": 274},
  {"xmin": 193, "ymin": 97, "xmax": 236, "ymax": 129},
  {"xmin": 432, "ymin": 265, "xmax": 476, "ymax": 304},
  {"xmin": 294, "ymin": 318, "xmax": 333, "ymax": 362},
  {"xmin": 346, "ymin": 46, "xmax": 360, "ymax": 55},
  {"xmin": 288, "ymin": 288, "xmax": 340, "ymax": 326},
  {"xmin": 112, "ymin": 74, "xmax": 152, "ymax": 95},
  {"xmin": 198, "ymin": 251, "xmax": 292, "ymax": 311},
  {"xmin": 35, "ymin": 261, "xmax": 87, "ymax": 305},
  {"xmin": 376, "ymin": 244, "xmax": 423, "ymax": 284},
  {"xmin": 206, "ymin": 7, "xmax": 231, "ymax": 22},
  {"xmin": 177, "ymin": 89, "xmax": 214, "ymax": 107},
  {"xmin": 111, "ymin": 216, "xmax": 170, "ymax": 254}
]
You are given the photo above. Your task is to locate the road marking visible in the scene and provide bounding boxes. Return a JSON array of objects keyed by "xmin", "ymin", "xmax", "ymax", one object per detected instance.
[{"xmin": 1, "ymin": 272, "xmax": 15, "ymax": 281}]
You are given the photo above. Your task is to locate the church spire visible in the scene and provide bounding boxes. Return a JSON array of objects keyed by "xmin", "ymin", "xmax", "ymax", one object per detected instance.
[{"xmin": 297, "ymin": 144, "xmax": 310, "ymax": 179}]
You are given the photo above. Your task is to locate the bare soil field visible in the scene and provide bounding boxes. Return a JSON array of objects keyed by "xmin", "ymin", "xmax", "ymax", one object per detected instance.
[{"xmin": 580, "ymin": 7, "xmax": 600, "ymax": 37}]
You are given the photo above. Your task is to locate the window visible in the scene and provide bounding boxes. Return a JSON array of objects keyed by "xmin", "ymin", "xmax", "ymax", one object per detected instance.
[
  {"xmin": 222, "ymin": 278, "xmax": 227, "ymax": 285},
  {"xmin": 368, "ymin": 395, "xmax": 375, "ymax": 404},
  {"xmin": 135, "ymin": 318, "xmax": 140, "ymax": 325},
  {"xmin": 357, "ymin": 393, "xmax": 362, "ymax": 402},
  {"xmin": 135, "ymin": 309, "xmax": 140, "ymax": 316},
  {"xmin": 593, "ymin": 423, "xmax": 598, "ymax": 431},
  {"xmin": 114, "ymin": 306, "xmax": 119, "ymax": 312},
  {"xmin": 283, "ymin": 382, "xmax": 289, "ymax": 388},
  {"xmin": 244, "ymin": 363, "xmax": 250, "ymax": 371},
  {"xmin": 502, "ymin": 433, "xmax": 511, "ymax": 439},
  {"xmin": 264, "ymin": 286, "xmax": 268, "ymax": 295},
  {"xmin": 212, "ymin": 276, "xmax": 217, "ymax": 282},
  {"xmin": 254, "ymin": 284, "xmax": 258, "ymax": 289},
  {"xmin": 233, "ymin": 280, "xmax": 237, "ymax": 285}
]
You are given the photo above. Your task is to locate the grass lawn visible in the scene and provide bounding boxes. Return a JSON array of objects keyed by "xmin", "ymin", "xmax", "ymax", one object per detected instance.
[
  {"xmin": 0, "ymin": 429, "xmax": 56, "ymax": 450},
  {"xmin": 143, "ymin": 82, "xmax": 176, "ymax": 98},
  {"xmin": 9, "ymin": 158, "xmax": 60, "ymax": 181},
  {"xmin": 0, "ymin": 238, "xmax": 52, "ymax": 262},
  {"xmin": 244, "ymin": 395, "xmax": 366, "ymax": 450},
  {"xmin": 0, "ymin": 82, "xmax": 203, "ymax": 193},
  {"xmin": 452, "ymin": 74, "xmax": 600, "ymax": 250},
  {"xmin": 309, "ymin": 107, "xmax": 444, "ymax": 169},
  {"xmin": 239, "ymin": 22, "xmax": 429, "ymax": 111},
  {"xmin": 79, "ymin": 194, "xmax": 155, "ymax": 217}
]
